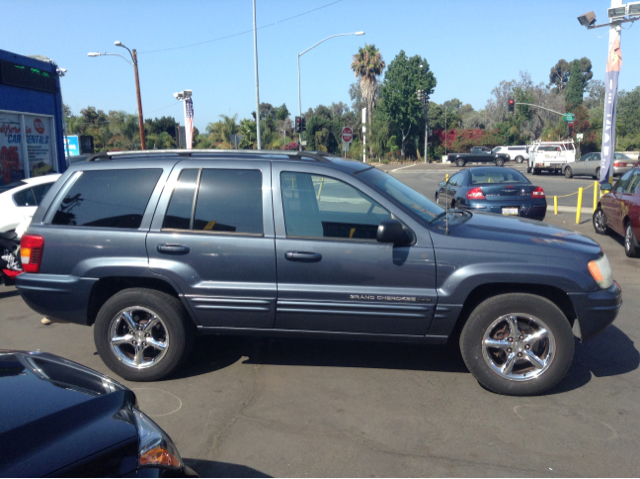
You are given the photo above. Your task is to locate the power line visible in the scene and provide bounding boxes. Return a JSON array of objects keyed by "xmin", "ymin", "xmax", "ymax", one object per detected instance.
[{"xmin": 139, "ymin": 0, "xmax": 343, "ymax": 54}]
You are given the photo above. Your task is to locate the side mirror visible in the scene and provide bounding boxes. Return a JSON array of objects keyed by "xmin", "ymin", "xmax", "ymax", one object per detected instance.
[
  {"xmin": 377, "ymin": 219, "xmax": 412, "ymax": 246},
  {"xmin": 600, "ymin": 183, "xmax": 612, "ymax": 192},
  {"xmin": 438, "ymin": 181, "xmax": 446, "ymax": 187}
]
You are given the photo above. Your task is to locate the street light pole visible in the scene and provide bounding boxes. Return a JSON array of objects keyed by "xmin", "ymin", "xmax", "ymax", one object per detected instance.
[
  {"xmin": 88, "ymin": 41, "xmax": 146, "ymax": 150},
  {"xmin": 252, "ymin": 0, "xmax": 262, "ymax": 150},
  {"xmin": 131, "ymin": 49, "xmax": 146, "ymax": 150},
  {"xmin": 298, "ymin": 31, "xmax": 365, "ymax": 151}
]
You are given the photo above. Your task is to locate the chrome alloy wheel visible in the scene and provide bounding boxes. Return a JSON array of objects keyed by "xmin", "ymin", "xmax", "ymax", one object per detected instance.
[
  {"xmin": 481, "ymin": 313, "xmax": 556, "ymax": 381},
  {"xmin": 625, "ymin": 225, "xmax": 633, "ymax": 252},
  {"xmin": 109, "ymin": 306, "xmax": 169, "ymax": 369},
  {"xmin": 594, "ymin": 209, "xmax": 607, "ymax": 233}
]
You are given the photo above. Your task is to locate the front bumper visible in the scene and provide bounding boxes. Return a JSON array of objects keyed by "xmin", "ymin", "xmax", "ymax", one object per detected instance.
[{"xmin": 568, "ymin": 281, "xmax": 622, "ymax": 342}]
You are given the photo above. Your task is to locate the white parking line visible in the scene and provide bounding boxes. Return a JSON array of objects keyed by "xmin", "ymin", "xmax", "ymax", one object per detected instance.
[{"xmin": 390, "ymin": 164, "xmax": 418, "ymax": 173}]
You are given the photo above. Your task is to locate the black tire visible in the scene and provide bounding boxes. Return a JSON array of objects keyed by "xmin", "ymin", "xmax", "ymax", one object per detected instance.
[
  {"xmin": 515, "ymin": 156, "xmax": 524, "ymax": 164},
  {"xmin": 593, "ymin": 207, "xmax": 609, "ymax": 235},
  {"xmin": 595, "ymin": 167, "xmax": 601, "ymax": 181},
  {"xmin": 94, "ymin": 288, "xmax": 195, "ymax": 382},
  {"xmin": 625, "ymin": 222, "xmax": 638, "ymax": 257},
  {"xmin": 532, "ymin": 168, "xmax": 540, "ymax": 175},
  {"xmin": 456, "ymin": 158, "xmax": 465, "ymax": 167},
  {"xmin": 495, "ymin": 157, "xmax": 505, "ymax": 167},
  {"xmin": 564, "ymin": 167, "xmax": 573, "ymax": 179},
  {"xmin": 459, "ymin": 293, "xmax": 574, "ymax": 396},
  {"xmin": 435, "ymin": 193, "xmax": 439, "ymax": 204}
]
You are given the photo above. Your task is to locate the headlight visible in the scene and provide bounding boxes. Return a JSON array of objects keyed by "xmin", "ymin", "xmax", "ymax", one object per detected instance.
[
  {"xmin": 588, "ymin": 254, "xmax": 613, "ymax": 289},
  {"xmin": 133, "ymin": 409, "xmax": 183, "ymax": 469}
]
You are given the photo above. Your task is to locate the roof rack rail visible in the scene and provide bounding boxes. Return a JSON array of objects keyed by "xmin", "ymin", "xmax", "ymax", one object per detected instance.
[{"xmin": 83, "ymin": 149, "xmax": 335, "ymax": 162}]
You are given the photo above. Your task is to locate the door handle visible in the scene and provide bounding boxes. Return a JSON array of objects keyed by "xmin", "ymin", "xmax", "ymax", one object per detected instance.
[
  {"xmin": 285, "ymin": 251, "xmax": 322, "ymax": 262},
  {"xmin": 157, "ymin": 243, "xmax": 190, "ymax": 255}
]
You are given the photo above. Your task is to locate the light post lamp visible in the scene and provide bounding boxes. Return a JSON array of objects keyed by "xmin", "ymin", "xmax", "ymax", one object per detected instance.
[
  {"xmin": 297, "ymin": 31, "xmax": 365, "ymax": 150},
  {"xmin": 88, "ymin": 41, "xmax": 146, "ymax": 150}
]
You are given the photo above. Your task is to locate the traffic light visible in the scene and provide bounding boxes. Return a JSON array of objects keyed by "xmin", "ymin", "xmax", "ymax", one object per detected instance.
[
  {"xmin": 568, "ymin": 121, "xmax": 574, "ymax": 137},
  {"xmin": 295, "ymin": 116, "xmax": 301, "ymax": 133},
  {"xmin": 508, "ymin": 99, "xmax": 515, "ymax": 113},
  {"xmin": 301, "ymin": 118, "xmax": 306, "ymax": 131}
]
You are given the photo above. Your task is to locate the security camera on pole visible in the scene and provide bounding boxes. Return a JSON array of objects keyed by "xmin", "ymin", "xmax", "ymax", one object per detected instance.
[
  {"xmin": 174, "ymin": 90, "xmax": 194, "ymax": 149},
  {"xmin": 578, "ymin": 0, "xmax": 639, "ymax": 183}
]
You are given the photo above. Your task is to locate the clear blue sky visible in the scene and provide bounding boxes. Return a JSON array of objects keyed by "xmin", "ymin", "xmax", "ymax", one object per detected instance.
[{"xmin": 3, "ymin": 0, "xmax": 638, "ymax": 130}]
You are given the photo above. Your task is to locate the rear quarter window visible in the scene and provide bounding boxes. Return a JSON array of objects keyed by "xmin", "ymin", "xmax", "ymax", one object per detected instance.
[{"xmin": 52, "ymin": 169, "xmax": 162, "ymax": 229}]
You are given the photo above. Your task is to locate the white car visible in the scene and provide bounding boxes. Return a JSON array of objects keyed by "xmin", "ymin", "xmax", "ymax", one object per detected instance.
[
  {"xmin": 492, "ymin": 145, "xmax": 529, "ymax": 164},
  {"xmin": 0, "ymin": 174, "xmax": 61, "ymax": 234}
]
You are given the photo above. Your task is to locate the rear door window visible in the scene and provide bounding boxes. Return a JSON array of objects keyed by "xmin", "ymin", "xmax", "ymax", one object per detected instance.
[
  {"xmin": 162, "ymin": 168, "xmax": 263, "ymax": 234},
  {"xmin": 52, "ymin": 169, "xmax": 162, "ymax": 228},
  {"xmin": 194, "ymin": 169, "xmax": 263, "ymax": 234}
]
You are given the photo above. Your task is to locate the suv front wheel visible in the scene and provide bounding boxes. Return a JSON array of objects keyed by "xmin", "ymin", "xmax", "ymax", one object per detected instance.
[
  {"xmin": 460, "ymin": 293, "xmax": 574, "ymax": 396},
  {"xmin": 94, "ymin": 288, "xmax": 194, "ymax": 381}
]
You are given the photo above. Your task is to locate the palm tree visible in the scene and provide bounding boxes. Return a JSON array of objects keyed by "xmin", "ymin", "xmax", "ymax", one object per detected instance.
[{"xmin": 351, "ymin": 44, "xmax": 386, "ymax": 129}]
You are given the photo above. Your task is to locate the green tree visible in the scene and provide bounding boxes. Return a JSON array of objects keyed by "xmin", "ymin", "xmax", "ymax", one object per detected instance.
[
  {"xmin": 275, "ymin": 104, "xmax": 290, "ymax": 121},
  {"xmin": 550, "ymin": 57, "xmax": 592, "ymax": 93},
  {"xmin": 351, "ymin": 43, "xmax": 386, "ymax": 145},
  {"xmin": 565, "ymin": 59, "xmax": 584, "ymax": 111},
  {"xmin": 378, "ymin": 50, "xmax": 436, "ymax": 158}
]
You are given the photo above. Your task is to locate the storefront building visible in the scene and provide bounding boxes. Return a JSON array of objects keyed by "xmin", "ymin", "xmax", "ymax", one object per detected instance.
[{"xmin": 0, "ymin": 49, "xmax": 66, "ymax": 185}]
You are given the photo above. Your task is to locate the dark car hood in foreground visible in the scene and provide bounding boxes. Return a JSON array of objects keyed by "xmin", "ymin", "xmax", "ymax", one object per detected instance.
[
  {"xmin": 431, "ymin": 210, "xmax": 601, "ymax": 256},
  {"xmin": 0, "ymin": 351, "xmax": 138, "ymax": 477}
]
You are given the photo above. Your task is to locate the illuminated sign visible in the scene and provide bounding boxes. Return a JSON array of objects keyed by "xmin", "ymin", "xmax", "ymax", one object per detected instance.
[{"xmin": 0, "ymin": 60, "xmax": 58, "ymax": 93}]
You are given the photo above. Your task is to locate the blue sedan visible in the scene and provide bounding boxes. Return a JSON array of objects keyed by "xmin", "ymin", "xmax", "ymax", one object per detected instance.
[{"xmin": 435, "ymin": 167, "xmax": 547, "ymax": 220}]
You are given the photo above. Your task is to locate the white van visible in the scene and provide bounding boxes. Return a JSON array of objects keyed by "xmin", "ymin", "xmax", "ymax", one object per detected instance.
[{"xmin": 492, "ymin": 146, "xmax": 529, "ymax": 163}]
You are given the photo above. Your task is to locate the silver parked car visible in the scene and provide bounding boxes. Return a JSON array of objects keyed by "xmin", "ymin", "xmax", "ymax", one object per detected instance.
[{"xmin": 563, "ymin": 152, "xmax": 638, "ymax": 179}]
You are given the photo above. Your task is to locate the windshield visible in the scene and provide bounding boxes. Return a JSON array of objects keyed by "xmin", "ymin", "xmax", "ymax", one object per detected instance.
[
  {"xmin": 358, "ymin": 168, "xmax": 444, "ymax": 223},
  {"xmin": 491, "ymin": 147, "xmax": 500, "ymax": 154},
  {"xmin": 614, "ymin": 153, "xmax": 631, "ymax": 160}
]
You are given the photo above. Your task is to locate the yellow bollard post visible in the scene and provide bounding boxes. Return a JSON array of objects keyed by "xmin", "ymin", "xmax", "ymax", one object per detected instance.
[
  {"xmin": 576, "ymin": 187, "xmax": 583, "ymax": 224},
  {"xmin": 593, "ymin": 181, "xmax": 598, "ymax": 213},
  {"xmin": 445, "ymin": 173, "xmax": 449, "ymax": 182},
  {"xmin": 554, "ymin": 196, "xmax": 558, "ymax": 215}
]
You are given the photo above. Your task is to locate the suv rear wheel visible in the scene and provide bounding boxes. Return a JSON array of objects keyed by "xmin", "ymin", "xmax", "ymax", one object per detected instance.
[
  {"xmin": 515, "ymin": 156, "xmax": 524, "ymax": 164},
  {"xmin": 94, "ymin": 288, "xmax": 194, "ymax": 381},
  {"xmin": 460, "ymin": 293, "xmax": 574, "ymax": 396}
]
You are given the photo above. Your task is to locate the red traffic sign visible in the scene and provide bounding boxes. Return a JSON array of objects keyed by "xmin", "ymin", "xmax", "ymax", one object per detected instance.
[{"xmin": 342, "ymin": 127, "xmax": 353, "ymax": 143}]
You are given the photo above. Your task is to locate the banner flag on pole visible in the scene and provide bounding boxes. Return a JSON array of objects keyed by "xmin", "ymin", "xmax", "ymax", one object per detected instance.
[
  {"xmin": 601, "ymin": 35, "xmax": 622, "ymax": 184},
  {"xmin": 185, "ymin": 98, "xmax": 194, "ymax": 150}
]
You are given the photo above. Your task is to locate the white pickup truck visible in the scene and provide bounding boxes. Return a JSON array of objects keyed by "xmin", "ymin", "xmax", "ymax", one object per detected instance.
[{"xmin": 527, "ymin": 140, "xmax": 577, "ymax": 175}]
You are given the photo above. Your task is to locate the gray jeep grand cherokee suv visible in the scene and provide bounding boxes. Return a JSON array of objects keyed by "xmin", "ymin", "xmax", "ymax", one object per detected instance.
[{"xmin": 15, "ymin": 150, "xmax": 621, "ymax": 396}]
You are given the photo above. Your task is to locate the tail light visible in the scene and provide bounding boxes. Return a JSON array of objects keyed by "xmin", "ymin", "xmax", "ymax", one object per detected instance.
[
  {"xmin": 614, "ymin": 162, "xmax": 621, "ymax": 167},
  {"xmin": 531, "ymin": 186, "xmax": 545, "ymax": 199},
  {"xmin": 20, "ymin": 235, "xmax": 44, "ymax": 273},
  {"xmin": 466, "ymin": 187, "xmax": 486, "ymax": 200}
]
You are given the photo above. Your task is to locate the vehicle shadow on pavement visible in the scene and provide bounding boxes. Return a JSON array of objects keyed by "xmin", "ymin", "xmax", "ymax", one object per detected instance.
[
  {"xmin": 0, "ymin": 288, "xmax": 20, "ymax": 300},
  {"xmin": 184, "ymin": 458, "xmax": 271, "ymax": 478},
  {"xmin": 243, "ymin": 337, "xmax": 468, "ymax": 373},
  {"xmin": 548, "ymin": 325, "xmax": 639, "ymax": 395},
  {"xmin": 174, "ymin": 336, "xmax": 468, "ymax": 380}
]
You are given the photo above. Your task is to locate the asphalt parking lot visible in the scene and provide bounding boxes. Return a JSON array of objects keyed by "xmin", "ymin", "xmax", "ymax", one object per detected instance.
[{"xmin": 1, "ymin": 169, "xmax": 639, "ymax": 477}]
